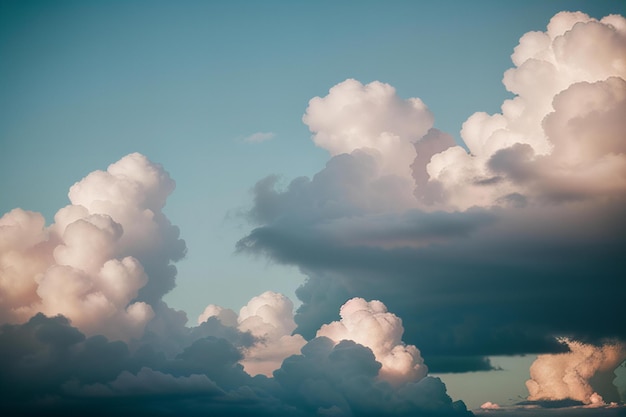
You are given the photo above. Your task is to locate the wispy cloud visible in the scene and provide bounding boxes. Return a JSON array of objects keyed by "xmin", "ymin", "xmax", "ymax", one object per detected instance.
[{"xmin": 242, "ymin": 131, "xmax": 276, "ymax": 143}]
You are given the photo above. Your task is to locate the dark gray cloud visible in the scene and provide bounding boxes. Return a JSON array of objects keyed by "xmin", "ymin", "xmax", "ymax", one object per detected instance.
[
  {"xmin": 474, "ymin": 401, "xmax": 626, "ymax": 417},
  {"xmin": 236, "ymin": 15, "xmax": 626, "ymax": 377},
  {"xmin": 0, "ymin": 314, "xmax": 471, "ymax": 416},
  {"xmin": 237, "ymin": 147, "xmax": 626, "ymax": 370}
]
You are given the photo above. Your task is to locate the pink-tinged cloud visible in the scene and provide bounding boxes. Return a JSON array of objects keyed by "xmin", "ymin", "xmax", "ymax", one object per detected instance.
[
  {"xmin": 200, "ymin": 293, "xmax": 431, "ymax": 385},
  {"xmin": 197, "ymin": 304, "xmax": 238, "ymax": 327},
  {"xmin": 480, "ymin": 401, "xmax": 500, "ymax": 410},
  {"xmin": 526, "ymin": 339, "xmax": 626, "ymax": 404},
  {"xmin": 304, "ymin": 79, "xmax": 434, "ymax": 179},
  {"xmin": 200, "ymin": 291, "xmax": 306, "ymax": 377},
  {"xmin": 421, "ymin": 12, "xmax": 626, "ymax": 210},
  {"xmin": 0, "ymin": 153, "xmax": 185, "ymax": 341},
  {"xmin": 238, "ymin": 11, "xmax": 626, "ymax": 375},
  {"xmin": 317, "ymin": 297, "xmax": 428, "ymax": 385}
]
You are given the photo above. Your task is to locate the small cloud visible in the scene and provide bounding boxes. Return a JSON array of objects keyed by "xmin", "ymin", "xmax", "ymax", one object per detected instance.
[
  {"xmin": 480, "ymin": 401, "xmax": 500, "ymax": 410},
  {"xmin": 243, "ymin": 132, "xmax": 275, "ymax": 143}
]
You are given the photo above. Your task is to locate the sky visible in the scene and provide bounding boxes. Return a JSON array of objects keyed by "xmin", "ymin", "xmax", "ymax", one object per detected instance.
[{"xmin": 1, "ymin": 1, "xmax": 626, "ymax": 416}]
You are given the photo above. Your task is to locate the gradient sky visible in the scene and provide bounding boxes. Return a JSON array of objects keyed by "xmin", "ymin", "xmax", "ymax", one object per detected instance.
[{"xmin": 1, "ymin": 0, "xmax": 626, "ymax": 414}]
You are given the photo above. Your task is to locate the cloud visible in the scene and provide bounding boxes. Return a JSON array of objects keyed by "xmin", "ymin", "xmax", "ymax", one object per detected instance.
[
  {"xmin": 198, "ymin": 304, "xmax": 238, "ymax": 327},
  {"xmin": 65, "ymin": 367, "xmax": 223, "ymax": 397},
  {"xmin": 240, "ymin": 179, "xmax": 626, "ymax": 359},
  {"xmin": 0, "ymin": 303, "xmax": 471, "ymax": 416},
  {"xmin": 274, "ymin": 337, "xmax": 470, "ymax": 417},
  {"xmin": 0, "ymin": 314, "xmax": 270, "ymax": 416},
  {"xmin": 474, "ymin": 402, "xmax": 626, "ymax": 417},
  {"xmin": 233, "ymin": 291, "xmax": 307, "ymax": 377},
  {"xmin": 480, "ymin": 401, "xmax": 500, "ymax": 410},
  {"xmin": 3, "ymin": 150, "xmax": 471, "ymax": 414},
  {"xmin": 422, "ymin": 12, "xmax": 626, "ymax": 210},
  {"xmin": 0, "ymin": 153, "xmax": 186, "ymax": 341},
  {"xmin": 304, "ymin": 79, "xmax": 433, "ymax": 179},
  {"xmin": 199, "ymin": 292, "xmax": 307, "ymax": 377},
  {"xmin": 243, "ymin": 132, "xmax": 276, "ymax": 143},
  {"xmin": 316, "ymin": 297, "xmax": 427, "ymax": 385},
  {"xmin": 237, "ymin": 11, "xmax": 626, "ymax": 375},
  {"xmin": 526, "ymin": 339, "xmax": 626, "ymax": 404}
]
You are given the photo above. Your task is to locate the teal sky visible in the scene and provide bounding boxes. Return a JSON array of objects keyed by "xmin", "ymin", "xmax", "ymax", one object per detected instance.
[{"xmin": 1, "ymin": 0, "xmax": 625, "ymax": 410}]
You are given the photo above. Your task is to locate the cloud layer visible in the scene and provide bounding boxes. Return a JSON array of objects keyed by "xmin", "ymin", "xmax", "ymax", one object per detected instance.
[
  {"xmin": 0, "ymin": 302, "xmax": 470, "ymax": 416},
  {"xmin": 0, "ymin": 153, "xmax": 468, "ymax": 415}
]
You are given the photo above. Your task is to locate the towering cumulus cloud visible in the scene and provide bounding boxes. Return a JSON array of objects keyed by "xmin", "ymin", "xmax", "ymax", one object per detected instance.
[
  {"xmin": 0, "ymin": 153, "xmax": 185, "ymax": 341},
  {"xmin": 424, "ymin": 12, "xmax": 626, "ymax": 209},
  {"xmin": 238, "ymin": 10, "xmax": 626, "ymax": 392},
  {"xmin": 526, "ymin": 339, "xmax": 626, "ymax": 405}
]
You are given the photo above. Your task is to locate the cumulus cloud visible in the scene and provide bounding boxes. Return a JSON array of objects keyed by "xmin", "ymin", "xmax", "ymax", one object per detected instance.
[
  {"xmin": 198, "ymin": 304, "xmax": 238, "ymax": 327},
  {"xmin": 304, "ymin": 79, "xmax": 434, "ymax": 179},
  {"xmin": 275, "ymin": 337, "xmax": 470, "ymax": 417},
  {"xmin": 235, "ymin": 291, "xmax": 307, "ymax": 376},
  {"xmin": 0, "ymin": 306, "xmax": 470, "ymax": 416},
  {"xmin": 0, "ymin": 153, "xmax": 185, "ymax": 341},
  {"xmin": 317, "ymin": 297, "xmax": 427, "ymax": 385},
  {"xmin": 421, "ymin": 12, "xmax": 626, "ymax": 210},
  {"xmin": 199, "ymin": 292, "xmax": 307, "ymax": 377},
  {"xmin": 238, "ymin": 11, "xmax": 626, "ymax": 375},
  {"xmin": 480, "ymin": 401, "xmax": 500, "ymax": 410},
  {"xmin": 234, "ymin": 295, "xmax": 468, "ymax": 414},
  {"xmin": 526, "ymin": 339, "xmax": 626, "ymax": 404}
]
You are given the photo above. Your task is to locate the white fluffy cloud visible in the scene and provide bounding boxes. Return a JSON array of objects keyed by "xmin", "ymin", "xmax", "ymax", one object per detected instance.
[
  {"xmin": 526, "ymin": 338, "xmax": 626, "ymax": 404},
  {"xmin": 0, "ymin": 209, "xmax": 52, "ymax": 318},
  {"xmin": 421, "ymin": 12, "xmax": 626, "ymax": 210},
  {"xmin": 199, "ymin": 291, "xmax": 307, "ymax": 377},
  {"xmin": 304, "ymin": 79, "xmax": 434, "ymax": 179},
  {"xmin": 237, "ymin": 291, "xmax": 308, "ymax": 376},
  {"xmin": 296, "ymin": 12, "xmax": 626, "ymax": 213},
  {"xmin": 316, "ymin": 297, "xmax": 428, "ymax": 385},
  {"xmin": 0, "ymin": 153, "xmax": 185, "ymax": 341},
  {"xmin": 199, "ymin": 293, "xmax": 430, "ymax": 385}
]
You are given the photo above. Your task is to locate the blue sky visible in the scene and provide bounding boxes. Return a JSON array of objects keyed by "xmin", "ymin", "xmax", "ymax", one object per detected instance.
[{"xmin": 1, "ymin": 0, "xmax": 625, "ymax": 413}]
